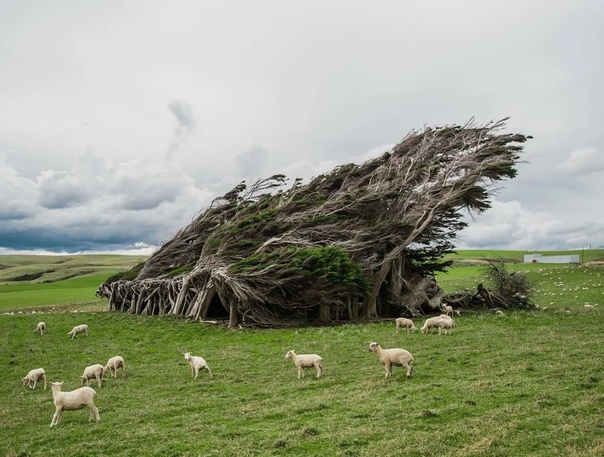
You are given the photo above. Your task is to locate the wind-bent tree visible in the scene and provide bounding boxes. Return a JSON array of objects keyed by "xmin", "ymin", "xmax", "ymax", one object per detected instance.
[{"xmin": 97, "ymin": 119, "xmax": 531, "ymax": 327}]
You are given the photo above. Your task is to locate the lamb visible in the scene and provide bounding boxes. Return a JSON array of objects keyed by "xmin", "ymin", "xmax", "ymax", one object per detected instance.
[
  {"xmin": 395, "ymin": 317, "xmax": 417, "ymax": 333},
  {"xmin": 80, "ymin": 364, "xmax": 105, "ymax": 387},
  {"xmin": 441, "ymin": 304, "xmax": 453, "ymax": 317},
  {"xmin": 35, "ymin": 322, "xmax": 46, "ymax": 335},
  {"xmin": 103, "ymin": 355, "xmax": 126, "ymax": 378},
  {"xmin": 68, "ymin": 324, "xmax": 88, "ymax": 339},
  {"xmin": 421, "ymin": 315, "xmax": 451, "ymax": 334},
  {"xmin": 368, "ymin": 342, "xmax": 413, "ymax": 379},
  {"xmin": 438, "ymin": 317, "xmax": 456, "ymax": 335},
  {"xmin": 285, "ymin": 350, "xmax": 323, "ymax": 379},
  {"xmin": 49, "ymin": 381, "xmax": 100, "ymax": 427},
  {"xmin": 183, "ymin": 352, "xmax": 212, "ymax": 379},
  {"xmin": 584, "ymin": 304, "xmax": 596, "ymax": 310},
  {"xmin": 22, "ymin": 368, "xmax": 47, "ymax": 390}
]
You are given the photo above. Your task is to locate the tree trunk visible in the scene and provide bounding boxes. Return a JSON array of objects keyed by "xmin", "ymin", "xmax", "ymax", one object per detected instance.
[{"xmin": 319, "ymin": 303, "xmax": 331, "ymax": 323}]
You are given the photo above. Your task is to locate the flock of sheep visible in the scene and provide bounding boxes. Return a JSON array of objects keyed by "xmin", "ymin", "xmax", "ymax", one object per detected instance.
[
  {"xmin": 23, "ymin": 304, "xmax": 460, "ymax": 427},
  {"xmin": 23, "ymin": 322, "xmax": 125, "ymax": 427}
]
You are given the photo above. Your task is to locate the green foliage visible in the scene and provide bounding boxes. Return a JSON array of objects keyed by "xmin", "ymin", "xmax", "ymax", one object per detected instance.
[
  {"xmin": 105, "ymin": 269, "xmax": 140, "ymax": 283},
  {"xmin": 229, "ymin": 246, "xmax": 369, "ymax": 298},
  {"xmin": 164, "ymin": 263, "xmax": 195, "ymax": 278}
]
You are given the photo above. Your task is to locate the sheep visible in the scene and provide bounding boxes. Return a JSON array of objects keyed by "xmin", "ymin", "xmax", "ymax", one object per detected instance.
[
  {"xmin": 584, "ymin": 304, "xmax": 596, "ymax": 310},
  {"xmin": 395, "ymin": 317, "xmax": 417, "ymax": 333},
  {"xmin": 183, "ymin": 352, "xmax": 212, "ymax": 379},
  {"xmin": 495, "ymin": 310, "xmax": 505, "ymax": 316},
  {"xmin": 438, "ymin": 317, "xmax": 456, "ymax": 335},
  {"xmin": 68, "ymin": 324, "xmax": 88, "ymax": 339},
  {"xmin": 368, "ymin": 342, "xmax": 413, "ymax": 379},
  {"xmin": 285, "ymin": 350, "xmax": 323, "ymax": 379},
  {"xmin": 441, "ymin": 304, "xmax": 453, "ymax": 317},
  {"xmin": 103, "ymin": 355, "xmax": 126, "ymax": 378},
  {"xmin": 35, "ymin": 322, "xmax": 46, "ymax": 335},
  {"xmin": 22, "ymin": 368, "xmax": 47, "ymax": 390},
  {"xmin": 421, "ymin": 315, "xmax": 451, "ymax": 334},
  {"xmin": 80, "ymin": 364, "xmax": 105, "ymax": 388},
  {"xmin": 49, "ymin": 381, "xmax": 100, "ymax": 427}
]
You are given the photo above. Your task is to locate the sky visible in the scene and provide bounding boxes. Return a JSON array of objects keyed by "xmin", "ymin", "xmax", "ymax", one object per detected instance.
[{"xmin": 1, "ymin": 0, "xmax": 603, "ymax": 255}]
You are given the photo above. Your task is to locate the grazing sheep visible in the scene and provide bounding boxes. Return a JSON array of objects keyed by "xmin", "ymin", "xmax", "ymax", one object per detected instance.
[
  {"xmin": 368, "ymin": 342, "xmax": 413, "ymax": 379},
  {"xmin": 438, "ymin": 317, "xmax": 455, "ymax": 335},
  {"xmin": 584, "ymin": 304, "xmax": 596, "ymax": 310},
  {"xmin": 395, "ymin": 317, "xmax": 417, "ymax": 333},
  {"xmin": 35, "ymin": 322, "xmax": 46, "ymax": 335},
  {"xmin": 421, "ymin": 315, "xmax": 451, "ymax": 334},
  {"xmin": 68, "ymin": 324, "xmax": 88, "ymax": 339},
  {"xmin": 183, "ymin": 352, "xmax": 212, "ymax": 379},
  {"xmin": 80, "ymin": 364, "xmax": 104, "ymax": 388},
  {"xmin": 103, "ymin": 356, "xmax": 126, "ymax": 378},
  {"xmin": 441, "ymin": 304, "xmax": 453, "ymax": 317},
  {"xmin": 495, "ymin": 310, "xmax": 505, "ymax": 316},
  {"xmin": 22, "ymin": 368, "xmax": 47, "ymax": 390},
  {"xmin": 49, "ymin": 381, "xmax": 100, "ymax": 427},
  {"xmin": 285, "ymin": 350, "xmax": 323, "ymax": 379}
]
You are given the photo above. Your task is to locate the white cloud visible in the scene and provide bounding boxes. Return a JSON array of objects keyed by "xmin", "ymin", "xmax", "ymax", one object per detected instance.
[
  {"xmin": 0, "ymin": 1, "xmax": 603, "ymax": 252},
  {"xmin": 556, "ymin": 147, "xmax": 603, "ymax": 175}
]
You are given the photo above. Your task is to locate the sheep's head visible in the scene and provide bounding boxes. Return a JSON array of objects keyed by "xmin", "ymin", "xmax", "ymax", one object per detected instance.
[
  {"xmin": 102, "ymin": 365, "xmax": 110, "ymax": 376},
  {"xmin": 50, "ymin": 381, "xmax": 64, "ymax": 395},
  {"xmin": 22, "ymin": 377, "xmax": 28, "ymax": 386},
  {"xmin": 368, "ymin": 342, "xmax": 380, "ymax": 352},
  {"xmin": 183, "ymin": 352, "xmax": 192, "ymax": 361},
  {"xmin": 285, "ymin": 350, "xmax": 295, "ymax": 360},
  {"xmin": 80, "ymin": 376, "xmax": 87, "ymax": 385}
]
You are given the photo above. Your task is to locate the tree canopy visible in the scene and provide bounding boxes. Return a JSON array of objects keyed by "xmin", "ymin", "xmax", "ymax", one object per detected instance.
[{"xmin": 97, "ymin": 119, "xmax": 531, "ymax": 327}]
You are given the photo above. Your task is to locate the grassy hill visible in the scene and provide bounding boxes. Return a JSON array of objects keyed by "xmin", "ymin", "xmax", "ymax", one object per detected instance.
[
  {"xmin": 0, "ymin": 255, "xmax": 147, "ymax": 311},
  {"xmin": 1, "ymin": 251, "xmax": 603, "ymax": 455}
]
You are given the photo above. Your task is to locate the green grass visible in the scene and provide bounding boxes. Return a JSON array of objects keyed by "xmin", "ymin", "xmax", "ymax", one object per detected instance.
[
  {"xmin": 1, "ymin": 252, "xmax": 604, "ymax": 456},
  {"xmin": 2, "ymin": 309, "xmax": 604, "ymax": 456},
  {"xmin": 0, "ymin": 255, "xmax": 147, "ymax": 310}
]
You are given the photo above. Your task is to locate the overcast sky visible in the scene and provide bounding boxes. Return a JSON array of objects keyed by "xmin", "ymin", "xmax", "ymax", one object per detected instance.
[{"xmin": 1, "ymin": 0, "xmax": 602, "ymax": 255}]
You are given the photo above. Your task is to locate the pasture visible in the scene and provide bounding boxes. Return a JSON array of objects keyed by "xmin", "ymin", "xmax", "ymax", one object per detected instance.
[{"xmin": 1, "ymin": 254, "xmax": 603, "ymax": 456}]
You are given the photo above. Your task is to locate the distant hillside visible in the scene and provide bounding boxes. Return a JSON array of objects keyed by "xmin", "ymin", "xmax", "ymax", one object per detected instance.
[
  {"xmin": 0, "ymin": 254, "xmax": 148, "ymax": 284},
  {"xmin": 443, "ymin": 248, "xmax": 604, "ymax": 266}
]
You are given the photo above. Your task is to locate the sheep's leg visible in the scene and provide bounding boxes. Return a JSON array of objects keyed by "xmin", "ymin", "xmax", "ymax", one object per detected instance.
[
  {"xmin": 50, "ymin": 408, "xmax": 62, "ymax": 427},
  {"xmin": 88, "ymin": 403, "xmax": 100, "ymax": 422},
  {"xmin": 385, "ymin": 362, "xmax": 392, "ymax": 379},
  {"xmin": 194, "ymin": 368, "xmax": 199, "ymax": 379},
  {"xmin": 97, "ymin": 375, "xmax": 102, "ymax": 388},
  {"xmin": 315, "ymin": 362, "xmax": 323, "ymax": 378},
  {"xmin": 405, "ymin": 363, "xmax": 413, "ymax": 379},
  {"xmin": 297, "ymin": 367, "xmax": 302, "ymax": 379},
  {"xmin": 43, "ymin": 375, "xmax": 47, "ymax": 390},
  {"xmin": 204, "ymin": 366, "xmax": 212, "ymax": 378},
  {"xmin": 31, "ymin": 379, "xmax": 37, "ymax": 390}
]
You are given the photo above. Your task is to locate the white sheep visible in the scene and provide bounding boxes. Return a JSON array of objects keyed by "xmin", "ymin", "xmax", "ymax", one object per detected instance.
[
  {"xmin": 441, "ymin": 304, "xmax": 453, "ymax": 317},
  {"xmin": 22, "ymin": 368, "xmax": 47, "ymax": 390},
  {"xmin": 584, "ymin": 304, "xmax": 596, "ymax": 310},
  {"xmin": 49, "ymin": 381, "xmax": 100, "ymax": 427},
  {"xmin": 395, "ymin": 317, "xmax": 417, "ymax": 333},
  {"xmin": 438, "ymin": 317, "xmax": 455, "ymax": 335},
  {"xmin": 35, "ymin": 322, "xmax": 46, "ymax": 335},
  {"xmin": 421, "ymin": 315, "xmax": 451, "ymax": 334},
  {"xmin": 183, "ymin": 352, "xmax": 212, "ymax": 379},
  {"xmin": 368, "ymin": 342, "xmax": 413, "ymax": 379},
  {"xmin": 68, "ymin": 324, "xmax": 88, "ymax": 339},
  {"xmin": 103, "ymin": 355, "xmax": 126, "ymax": 378},
  {"xmin": 285, "ymin": 350, "xmax": 323, "ymax": 379},
  {"xmin": 495, "ymin": 310, "xmax": 505, "ymax": 316},
  {"xmin": 80, "ymin": 364, "xmax": 105, "ymax": 387}
]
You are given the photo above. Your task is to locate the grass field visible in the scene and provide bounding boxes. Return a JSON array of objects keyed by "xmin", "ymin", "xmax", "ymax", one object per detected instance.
[
  {"xmin": 1, "ymin": 253, "xmax": 603, "ymax": 456},
  {"xmin": 0, "ymin": 255, "xmax": 146, "ymax": 311}
]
